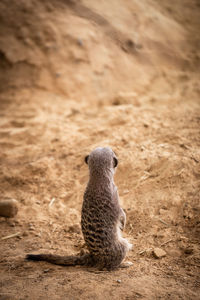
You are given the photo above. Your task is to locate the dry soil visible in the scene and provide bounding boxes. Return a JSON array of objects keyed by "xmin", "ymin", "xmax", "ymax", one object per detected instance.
[{"xmin": 0, "ymin": 0, "xmax": 200, "ymax": 299}]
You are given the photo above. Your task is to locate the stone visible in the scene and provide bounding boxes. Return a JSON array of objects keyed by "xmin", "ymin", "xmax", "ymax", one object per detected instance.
[
  {"xmin": 120, "ymin": 261, "xmax": 133, "ymax": 268},
  {"xmin": 0, "ymin": 198, "xmax": 18, "ymax": 217},
  {"xmin": 184, "ymin": 248, "xmax": 193, "ymax": 255},
  {"xmin": 153, "ymin": 248, "xmax": 166, "ymax": 259}
]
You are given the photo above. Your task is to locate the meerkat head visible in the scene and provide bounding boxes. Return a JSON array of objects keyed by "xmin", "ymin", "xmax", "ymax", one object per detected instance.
[{"xmin": 85, "ymin": 147, "xmax": 118, "ymax": 174}]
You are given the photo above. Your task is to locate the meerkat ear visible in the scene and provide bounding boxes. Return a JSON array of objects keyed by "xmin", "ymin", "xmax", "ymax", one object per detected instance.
[
  {"xmin": 113, "ymin": 157, "xmax": 118, "ymax": 168},
  {"xmin": 85, "ymin": 155, "xmax": 89, "ymax": 164}
]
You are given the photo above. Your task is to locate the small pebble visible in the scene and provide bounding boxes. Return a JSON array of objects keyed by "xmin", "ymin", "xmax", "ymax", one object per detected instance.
[
  {"xmin": 117, "ymin": 279, "xmax": 121, "ymax": 283},
  {"xmin": 29, "ymin": 226, "xmax": 35, "ymax": 231},
  {"xmin": 159, "ymin": 208, "xmax": 167, "ymax": 215},
  {"xmin": 0, "ymin": 198, "xmax": 18, "ymax": 217},
  {"xmin": 44, "ymin": 269, "xmax": 50, "ymax": 273},
  {"xmin": 153, "ymin": 248, "xmax": 166, "ymax": 259},
  {"xmin": 184, "ymin": 248, "xmax": 193, "ymax": 255},
  {"xmin": 77, "ymin": 38, "xmax": 83, "ymax": 46},
  {"xmin": 140, "ymin": 146, "xmax": 145, "ymax": 151}
]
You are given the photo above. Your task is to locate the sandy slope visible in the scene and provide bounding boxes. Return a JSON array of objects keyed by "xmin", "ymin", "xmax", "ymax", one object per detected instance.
[{"xmin": 0, "ymin": 0, "xmax": 200, "ymax": 299}]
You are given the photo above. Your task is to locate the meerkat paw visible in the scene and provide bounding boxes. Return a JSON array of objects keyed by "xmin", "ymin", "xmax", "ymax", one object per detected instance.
[{"xmin": 119, "ymin": 261, "xmax": 133, "ymax": 268}]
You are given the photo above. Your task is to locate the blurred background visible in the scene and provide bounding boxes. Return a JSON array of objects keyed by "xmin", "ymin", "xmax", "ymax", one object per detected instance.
[{"xmin": 0, "ymin": 0, "xmax": 200, "ymax": 299}]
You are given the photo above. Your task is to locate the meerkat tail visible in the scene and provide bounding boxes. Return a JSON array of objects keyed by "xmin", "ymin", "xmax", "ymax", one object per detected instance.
[{"xmin": 26, "ymin": 253, "xmax": 92, "ymax": 266}]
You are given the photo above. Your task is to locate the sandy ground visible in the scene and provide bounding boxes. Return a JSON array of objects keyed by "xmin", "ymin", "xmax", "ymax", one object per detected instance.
[{"xmin": 0, "ymin": 0, "xmax": 200, "ymax": 299}]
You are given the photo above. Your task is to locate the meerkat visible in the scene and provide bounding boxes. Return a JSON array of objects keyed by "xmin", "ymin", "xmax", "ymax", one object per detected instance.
[{"xmin": 26, "ymin": 147, "xmax": 132, "ymax": 270}]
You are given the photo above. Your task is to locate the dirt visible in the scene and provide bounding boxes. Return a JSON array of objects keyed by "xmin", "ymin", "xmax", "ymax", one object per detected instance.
[{"xmin": 0, "ymin": 0, "xmax": 200, "ymax": 299}]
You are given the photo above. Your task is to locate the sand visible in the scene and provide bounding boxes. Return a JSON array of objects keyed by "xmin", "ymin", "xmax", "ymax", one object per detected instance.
[{"xmin": 0, "ymin": 0, "xmax": 200, "ymax": 299}]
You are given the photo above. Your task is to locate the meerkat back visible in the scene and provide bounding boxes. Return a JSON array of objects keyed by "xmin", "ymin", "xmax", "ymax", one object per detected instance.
[{"xmin": 81, "ymin": 147, "xmax": 132, "ymax": 270}]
